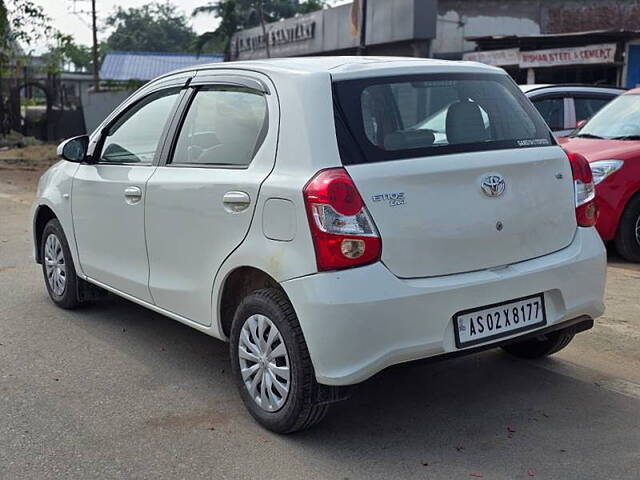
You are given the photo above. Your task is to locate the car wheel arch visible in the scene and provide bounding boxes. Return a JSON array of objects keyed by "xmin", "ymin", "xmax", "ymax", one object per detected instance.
[
  {"xmin": 34, "ymin": 205, "xmax": 58, "ymax": 264},
  {"xmin": 612, "ymin": 186, "xmax": 640, "ymax": 237},
  {"xmin": 218, "ymin": 266, "xmax": 287, "ymax": 339}
]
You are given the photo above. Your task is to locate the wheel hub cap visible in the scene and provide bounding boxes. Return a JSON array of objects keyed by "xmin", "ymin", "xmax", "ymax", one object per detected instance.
[
  {"xmin": 238, "ymin": 314, "xmax": 291, "ymax": 412},
  {"xmin": 44, "ymin": 234, "xmax": 66, "ymax": 296}
]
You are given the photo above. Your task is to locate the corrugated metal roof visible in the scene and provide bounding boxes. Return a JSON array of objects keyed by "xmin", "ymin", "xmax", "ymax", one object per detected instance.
[
  {"xmin": 468, "ymin": 29, "xmax": 640, "ymax": 51},
  {"xmin": 100, "ymin": 51, "xmax": 223, "ymax": 81}
]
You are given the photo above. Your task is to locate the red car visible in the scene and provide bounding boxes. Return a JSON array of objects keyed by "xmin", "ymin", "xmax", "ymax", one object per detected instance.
[{"xmin": 559, "ymin": 88, "xmax": 640, "ymax": 261}]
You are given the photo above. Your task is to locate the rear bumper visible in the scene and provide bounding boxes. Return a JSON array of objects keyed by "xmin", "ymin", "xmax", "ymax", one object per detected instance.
[{"xmin": 282, "ymin": 227, "xmax": 606, "ymax": 386}]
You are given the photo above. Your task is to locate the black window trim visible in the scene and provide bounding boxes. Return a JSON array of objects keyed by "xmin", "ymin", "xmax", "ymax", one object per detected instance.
[
  {"xmin": 529, "ymin": 93, "xmax": 568, "ymax": 102},
  {"xmin": 89, "ymin": 86, "xmax": 188, "ymax": 167},
  {"xmin": 160, "ymin": 83, "xmax": 270, "ymax": 169},
  {"xmin": 570, "ymin": 92, "xmax": 619, "ymax": 101}
]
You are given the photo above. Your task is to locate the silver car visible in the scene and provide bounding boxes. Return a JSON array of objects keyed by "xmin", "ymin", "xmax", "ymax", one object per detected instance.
[{"xmin": 521, "ymin": 84, "xmax": 625, "ymax": 137}]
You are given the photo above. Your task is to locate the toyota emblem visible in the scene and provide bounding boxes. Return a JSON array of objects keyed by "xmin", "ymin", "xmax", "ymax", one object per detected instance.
[{"xmin": 480, "ymin": 174, "xmax": 506, "ymax": 197}]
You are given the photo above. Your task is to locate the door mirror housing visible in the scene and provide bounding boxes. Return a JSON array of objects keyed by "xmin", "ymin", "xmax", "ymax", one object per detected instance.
[
  {"xmin": 57, "ymin": 135, "xmax": 89, "ymax": 163},
  {"xmin": 576, "ymin": 119, "xmax": 588, "ymax": 129}
]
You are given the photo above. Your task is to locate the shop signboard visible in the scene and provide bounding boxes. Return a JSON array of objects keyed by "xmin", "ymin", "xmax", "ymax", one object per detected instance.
[
  {"xmin": 519, "ymin": 44, "xmax": 617, "ymax": 68},
  {"xmin": 463, "ymin": 48, "xmax": 520, "ymax": 66}
]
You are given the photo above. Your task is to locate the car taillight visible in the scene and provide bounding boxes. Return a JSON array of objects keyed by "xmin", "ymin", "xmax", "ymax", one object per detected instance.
[
  {"xmin": 303, "ymin": 168, "xmax": 381, "ymax": 271},
  {"xmin": 567, "ymin": 152, "xmax": 597, "ymax": 227}
]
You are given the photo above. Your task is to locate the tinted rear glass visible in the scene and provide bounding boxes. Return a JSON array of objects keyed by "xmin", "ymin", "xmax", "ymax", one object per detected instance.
[{"xmin": 333, "ymin": 73, "xmax": 554, "ymax": 164}]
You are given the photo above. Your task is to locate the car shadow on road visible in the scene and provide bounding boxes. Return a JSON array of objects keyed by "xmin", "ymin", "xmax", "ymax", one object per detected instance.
[
  {"xmin": 70, "ymin": 293, "xmax": 639, "ymax": 479},
  {"xmin": 71, "ymin": 293, "xmax": 234, "ymax": 384},
  {"xmin": 291, "ymin": 353, "xmax": 639, "ymax": 478}
]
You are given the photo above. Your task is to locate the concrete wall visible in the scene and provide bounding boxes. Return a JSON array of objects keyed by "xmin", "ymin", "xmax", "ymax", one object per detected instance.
[
  {"xmin": 434, "ymin": 0, "xmax": 640, "ymax": 56},
  {"xmin": 434, "ymin": 0, "xmax": 543, "ymax": 55},
  {"xmin": 81, "ymin": 89, "xmax": 134, "ymax": 134},
  {"xmin": 544, "ymin": 1, "xmax": 640, "ymax": 34}
]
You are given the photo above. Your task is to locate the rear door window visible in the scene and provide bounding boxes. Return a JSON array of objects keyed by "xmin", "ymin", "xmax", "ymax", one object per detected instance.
[
  {"xmin": 574, "ymin": 96, "xmax": 611, "ymax": 124},
  {"xmin": 171, "ymin": 86, "xmax": 268, "ymax": 167},
  {"xmin": 333, "ymin": 73, "xmax": 553, "ymax": 164},
  {"xmin": 532, "ymin": 97, "xmax": 565, "ymax": 131}
]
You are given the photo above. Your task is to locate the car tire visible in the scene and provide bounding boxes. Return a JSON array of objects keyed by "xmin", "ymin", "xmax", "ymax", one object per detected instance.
[
  {"xmin": 501, "ymin": 328, "xmax": 575, "ymax": 359},
  {"xmin": 230, "ymin": 288, "xmax": 329, "ymax": 434},
  {"xmin": 615, "ymin": 194, "xmax": 640, "ymax": 262},
  {"xmin": 41, "ymin": 218, "xmax": 82, "ymax": 309}
]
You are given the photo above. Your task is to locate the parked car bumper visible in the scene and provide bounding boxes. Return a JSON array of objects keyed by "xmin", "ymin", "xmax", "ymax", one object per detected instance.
[{"xmin": 282, "ymin": 227, "xmax": 606, "ymax": 386}]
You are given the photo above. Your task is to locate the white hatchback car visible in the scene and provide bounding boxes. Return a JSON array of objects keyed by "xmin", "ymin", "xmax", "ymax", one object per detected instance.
[{"xmin": 33, "ymin": 57, "xmax": 606, "ymax": 433}]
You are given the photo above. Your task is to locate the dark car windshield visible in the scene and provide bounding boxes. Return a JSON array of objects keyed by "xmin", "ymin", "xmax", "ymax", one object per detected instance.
[
  {"xmin": 332, "ymin": 73, "xmax": 554, "ymax": 164},
  {"xmin": 576, "ymin": 94, "xmax": 640, "ymax": 140}
]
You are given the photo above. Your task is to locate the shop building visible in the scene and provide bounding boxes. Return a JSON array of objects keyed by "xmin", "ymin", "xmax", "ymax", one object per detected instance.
[
  {"xmin": 230, "ymin": 0, "xmax": 437, "ymax": 61},
  {"xmin": 230, "ymin": 0, "xmax": 640, "ymax": 88},
  {"xmin": 439, "ymin": 0, "xmax": 640, "ymax": 87},
  {"xmin": 464, "ymin": 30, "xmax": 638, "ymax": 87}
]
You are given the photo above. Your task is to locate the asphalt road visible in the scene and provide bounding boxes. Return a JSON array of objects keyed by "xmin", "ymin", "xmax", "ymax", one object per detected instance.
[{"xmin": 1, "ymin": 165, "xmax": 639, "ymax": 479}]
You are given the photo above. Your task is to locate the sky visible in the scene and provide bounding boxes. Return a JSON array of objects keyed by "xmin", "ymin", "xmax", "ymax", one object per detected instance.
[{"xmin": 32, "ymin": 0, "xmax": 351, "ymax": 50}]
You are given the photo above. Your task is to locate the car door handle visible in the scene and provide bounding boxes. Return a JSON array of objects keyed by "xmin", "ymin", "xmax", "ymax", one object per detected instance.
[
  {"xmin": 124, "ymin": 186, "xmax": 143, "ymax": 204},
  {"xmin": 223, "ymin": 191, "xmax": 251, "ymax": 213}
]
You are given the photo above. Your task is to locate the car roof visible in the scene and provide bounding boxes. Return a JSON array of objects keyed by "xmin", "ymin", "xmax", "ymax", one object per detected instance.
[
  {"xmin": 519, "ymin": 84, "xmax": 552, "ymax": 93},
  {"xmin": 153, "ymin": 56, "xmax": 504, "ymax": 84},
  {"xmin": 519, "ymin": 84, "xmax": 625, "ymax": 96},
  {"xmin": 624, "ymin": 88, "xmax": 640, "ymax": 95}
]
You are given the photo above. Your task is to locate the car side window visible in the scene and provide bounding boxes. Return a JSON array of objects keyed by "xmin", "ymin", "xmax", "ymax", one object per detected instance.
[
  {"xmin": 532, "ymin": 97, "xmax": 564, "ymax": 131},
  {"xmin": 98, "ymin": 88, "xmax": 180, "ymax": 164},
  {"xmin": 574, "ymin": 97, "xmax": 611, "ymax": 125},
  {"xmin": 171, "ymin": 86, "xmax": 268, "ymax": 167}
]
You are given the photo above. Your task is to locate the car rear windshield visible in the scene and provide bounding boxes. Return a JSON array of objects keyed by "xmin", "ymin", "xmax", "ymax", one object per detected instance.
[{"xmin": 332, "ymin": 73, "xmax": 554, "ymax": 164}]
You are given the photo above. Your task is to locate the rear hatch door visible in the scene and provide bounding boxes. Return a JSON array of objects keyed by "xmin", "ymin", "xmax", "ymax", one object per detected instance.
[
  {"xmin": 347, "ymin": 147, "xmax": 576, "ymax": 277},
  {"xmin": 333, "ymin": 70, "xmax": 577, "ymax": 278}
]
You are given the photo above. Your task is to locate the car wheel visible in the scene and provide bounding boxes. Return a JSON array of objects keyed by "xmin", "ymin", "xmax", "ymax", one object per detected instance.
[
  {"xmin": 230, "ymin": 288, "xmax": 329, "ymax": 433},
  {"xmin": 41, "ymin": 218, "xmax": 82, "ymax": 309},
  {"xmin": 615, "ymin": 194, "xmax": 640, "ymax": 262},
  {"xmin": 501, "ymin": 328, "xmax": 575, "ymax": 359}
]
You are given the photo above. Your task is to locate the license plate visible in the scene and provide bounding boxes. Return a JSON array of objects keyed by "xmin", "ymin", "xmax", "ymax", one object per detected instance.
[{"xmin": 453, "ymin": 293, "xmax": 547, "ymax": 348}]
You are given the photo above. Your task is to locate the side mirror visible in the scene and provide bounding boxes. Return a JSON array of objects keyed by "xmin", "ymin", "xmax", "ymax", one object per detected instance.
[
  {"xmin": 57, "ymin": 135, "xmax": 89, "ymax": 163},
  {"xmin": 576, "ymin": 119, "xmax": 588, "ymax": 129}
]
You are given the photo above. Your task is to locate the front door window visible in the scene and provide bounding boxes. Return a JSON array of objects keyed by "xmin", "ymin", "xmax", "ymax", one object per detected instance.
[{"xmin": 99, "ymin": 88, "xmax": 180, "ymax": 164}]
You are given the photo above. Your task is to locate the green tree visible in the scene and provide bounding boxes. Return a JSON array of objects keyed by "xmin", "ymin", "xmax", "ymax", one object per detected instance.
[
  {"xmin": 193, "ymin": 0, "xmax": 326, "ymax": 59},
  {"xmin": 0, "ymin": 0, "xmax": 52, "ymax": 133},
  {"xmin": 105, "ymin": 1, "xmax": 197, "ymax": 53},
  {"xmin": 1, "ymin": 0, "xmax": 50, "ymax": 54},
  {"xmin": 42, "ymin": 31, "xmax": 92, "ymax": 74},
  {"xmin": 0, "ymin": 1, "xmax": 8, "ymax": 49},
  {"xmin": 192, "ymin": 0, "xmax": 241, "ymax": 58}
]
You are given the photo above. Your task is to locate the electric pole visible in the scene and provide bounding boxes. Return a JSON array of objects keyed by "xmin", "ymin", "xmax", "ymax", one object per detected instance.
[
  {"xmin": 357, "ymin": 0, "xmax": 367, "ymax": 56},
  {"xmin": 256, "ymin": 0, "xmax": 270, "ymax": 58},
  {"xmin": 91, "ymin": 0, "xmax": 99, "ymax": 91},
  {"xmin": 71, "ymin": 0, "xmax": 100, "ymax": 91}
]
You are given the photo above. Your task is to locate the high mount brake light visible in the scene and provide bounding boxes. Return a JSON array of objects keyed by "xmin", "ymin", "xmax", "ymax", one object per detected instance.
[
  {"xmin": 566, "ymin": 152, "xmax": 598, "ymax": 227},
  {"xmin": 303, "ymin": 168, "xmax": 382, "ymax": 271}
]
